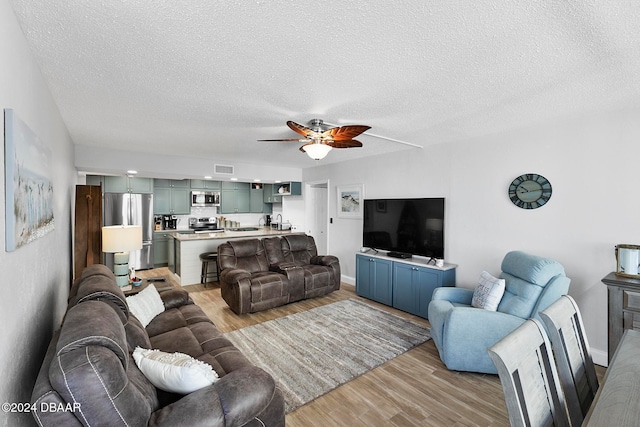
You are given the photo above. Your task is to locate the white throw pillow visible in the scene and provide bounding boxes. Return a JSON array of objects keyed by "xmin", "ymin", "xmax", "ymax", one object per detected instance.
[
  {"xmin": 132, "ymin": 347, "xmax": 219, "ymax": 394},
  {"xmin": 471, "ymin": 271, "xmax": 506, "ymax": 311},
  {"xmin": 126, "ymin": 284, "xmax": 165, "ymax": 327}
]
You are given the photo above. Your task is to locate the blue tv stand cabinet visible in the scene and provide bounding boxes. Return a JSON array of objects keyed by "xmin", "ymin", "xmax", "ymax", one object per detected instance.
[{"xmin": 355, "ymin": 252, "xmax": 456, "ymax": 319}]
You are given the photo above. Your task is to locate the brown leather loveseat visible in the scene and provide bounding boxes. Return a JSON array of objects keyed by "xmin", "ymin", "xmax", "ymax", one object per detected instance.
[
  {"xmin": 31, "ymin": 264, "xmax": 285, "ymax": 427},
  {"xmin": 218, "ymin": 234, "xmax": 340, "ymax": 314}
]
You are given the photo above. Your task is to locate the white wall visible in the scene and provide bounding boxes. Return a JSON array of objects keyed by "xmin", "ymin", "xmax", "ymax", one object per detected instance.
[
  {"xmin": 304, "ymin": 107, "xmax": 640, "ymax": 366},
  {"xmin": 0, "ymin": 2, "xmax": 76, "ymax": 425}
]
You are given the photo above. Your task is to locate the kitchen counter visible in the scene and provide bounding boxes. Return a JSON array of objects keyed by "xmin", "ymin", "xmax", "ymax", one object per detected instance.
[
  {"xmin": 167, "ymin": 226, "xmax": 296, "ymax": 286},
  {"xmin": 169, "ymin": 226, "xmax": 292, "ymax": 242}
]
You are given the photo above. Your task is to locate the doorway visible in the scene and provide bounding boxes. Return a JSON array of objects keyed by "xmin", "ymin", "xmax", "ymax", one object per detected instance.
[{"xmin": 305, "ymin": 180, "xmax": 330, "ymax": 254}]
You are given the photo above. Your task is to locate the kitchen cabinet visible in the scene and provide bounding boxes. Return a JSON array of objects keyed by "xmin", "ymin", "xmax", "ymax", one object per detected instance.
[
  {"xmin": 221, "ymin": 182, "xmax": 250, "ymax": 214},
  {"xmin": 274, "ymin": 182, "xmax": 301, "ymax": 196},
  {"xmin": 154, "ymin": 179, "xmax": 189, "ymax": 188},
  {"xmin": 356, "ymin": 254, "xmax": 393, "ymax": 306},
  {"xmin": 250, "ymin": 184, "xmax": 272, "ymax": 213},
  {"xmin": 89, "ymin": 175, "xmax": 153, "ymax": 193},
  {"xmin": 153, "ymin": 231, "xmax": 172, "ymax": 266},
  {"xmin": 263, "ymin": 184, "xmax": 282, "ymax": 203},
  {"xmin": 190, "ymin": 179, "xmax": 221, "ymax": 190},
  {"xmin": 153, "ymin": 179, "xmax": 190, "ymax": 214},
  {"xmin": 356, "ymin": 252, "xmax": 456, "ymax": 319}
]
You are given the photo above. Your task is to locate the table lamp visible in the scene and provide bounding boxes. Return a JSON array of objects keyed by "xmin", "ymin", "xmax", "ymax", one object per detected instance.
[{"xmin": 102, "ymin": 225, "xmax": 143, "ymax": 287}]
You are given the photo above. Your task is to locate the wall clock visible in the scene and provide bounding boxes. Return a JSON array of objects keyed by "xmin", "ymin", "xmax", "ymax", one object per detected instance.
[{"xmin": 508, "ymin": 173, "xmax": 552, "ymax": 209}]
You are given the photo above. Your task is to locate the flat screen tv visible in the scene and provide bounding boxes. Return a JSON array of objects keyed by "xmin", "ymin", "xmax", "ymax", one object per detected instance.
[{"xmin": 363, "ymin": 198, "xmax": 444, "ymax": 259}]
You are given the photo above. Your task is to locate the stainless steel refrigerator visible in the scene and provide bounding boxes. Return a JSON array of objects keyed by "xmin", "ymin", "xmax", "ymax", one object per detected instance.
[{"xmin": 103, "ymin": 193, "xmax": 154, "ymax": 270}]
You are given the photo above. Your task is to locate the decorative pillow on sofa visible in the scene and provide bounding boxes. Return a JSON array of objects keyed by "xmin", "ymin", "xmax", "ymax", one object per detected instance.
[
  {"xmin": 126, "ymin": 284, "xmax": 165, "ymax": 327},
  {"xmin": 133, "ymin": 347, "xmax": 219, "ymax": 394},
  {"xmin": 471, "ymin": 271, "xmax": 506, "ymax": 311}
]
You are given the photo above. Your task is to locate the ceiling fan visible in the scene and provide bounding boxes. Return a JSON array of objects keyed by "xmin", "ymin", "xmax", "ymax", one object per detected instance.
[{"xmin": 258, "ymin": 119, "xmax": 371, "ymax": 160}]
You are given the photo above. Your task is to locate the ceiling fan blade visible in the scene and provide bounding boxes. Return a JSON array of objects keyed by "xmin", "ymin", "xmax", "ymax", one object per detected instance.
[
  {"xmin": 322, "ymin": 125, "xmax": 371, "ymax": 141},
  {"xmin": 329, "ymin": 139, "xmax": 363, "ymax": 148},
  {"xmin": 287, "ymin": 121, "xmax": 315, "ymax": 137},
  {"xmin": 257, "ymin": 138, "xmax": 303, "ymax": 142}
]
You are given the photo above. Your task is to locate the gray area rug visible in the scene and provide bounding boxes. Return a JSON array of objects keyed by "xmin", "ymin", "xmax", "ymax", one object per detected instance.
[{"xmin": 224, "ymin": 298, "xmax": 431, "ymax": 413}]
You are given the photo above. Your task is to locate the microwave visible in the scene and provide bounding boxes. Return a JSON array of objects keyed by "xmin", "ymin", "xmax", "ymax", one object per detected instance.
[{"xmin": 191, "ymin": 191, "xmax": 220, "ymax": 207}]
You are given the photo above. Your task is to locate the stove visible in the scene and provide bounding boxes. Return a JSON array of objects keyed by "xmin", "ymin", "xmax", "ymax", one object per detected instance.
[{"xmin": 189, "ymin": 217, "xmax": 220, "ymax": 232}]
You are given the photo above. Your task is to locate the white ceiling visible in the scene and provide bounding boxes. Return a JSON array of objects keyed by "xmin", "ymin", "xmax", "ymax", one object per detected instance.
[{"xmin": 9, "ymin": 0, "xmax": 640, "ymax": 169}]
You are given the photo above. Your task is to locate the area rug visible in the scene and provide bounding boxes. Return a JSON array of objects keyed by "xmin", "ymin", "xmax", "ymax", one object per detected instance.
[{"xmin": 224, "ymin": 298, "xmax": 431, "ymax": 413}]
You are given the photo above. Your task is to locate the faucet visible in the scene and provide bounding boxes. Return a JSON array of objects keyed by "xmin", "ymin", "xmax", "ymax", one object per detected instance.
[{"xmin": 276, "ymin": 214, "xmax": 282, "ymax": 224}]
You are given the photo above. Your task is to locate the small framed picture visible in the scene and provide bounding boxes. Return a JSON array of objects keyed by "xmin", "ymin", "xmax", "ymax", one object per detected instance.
[{"xmin": 337, "ymin": 184, "xmax": 364, "ymax": 219}]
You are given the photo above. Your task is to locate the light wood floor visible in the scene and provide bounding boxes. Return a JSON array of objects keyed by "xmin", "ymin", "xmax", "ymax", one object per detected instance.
[{"xmin": 139, "ymin": 268, "xmax": 605, "ymax": 427}]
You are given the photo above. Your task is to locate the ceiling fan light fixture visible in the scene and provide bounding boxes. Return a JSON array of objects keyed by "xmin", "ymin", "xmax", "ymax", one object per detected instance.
[{"xmin": 303, "ymin": 143, "xmax": 332, "ymax": 160}]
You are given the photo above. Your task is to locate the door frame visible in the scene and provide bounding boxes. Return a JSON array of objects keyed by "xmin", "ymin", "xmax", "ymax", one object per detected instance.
[{"xmin": 305, "ymin": 179, "xmax": 330, "ymax": 253}]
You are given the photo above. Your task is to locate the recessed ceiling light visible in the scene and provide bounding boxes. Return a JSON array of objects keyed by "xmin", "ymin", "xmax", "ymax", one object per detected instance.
[
  {"xmin": 230, "ymin": 177, "xmax": 238, "ymax": 181},
  {"xmin": 254, "ymin": 179, "xmax": 261, "ymax": 182},
  {"xmin": 275, "ymin": 180, "xmax": 282, "ymax": 183},
  {"xmin": 204, "ymin": 176, "xmax": 212, "ymax": 179},
  {"xmin": 127, "ymin": 170, "xmax": 138, "ymax": 174}
]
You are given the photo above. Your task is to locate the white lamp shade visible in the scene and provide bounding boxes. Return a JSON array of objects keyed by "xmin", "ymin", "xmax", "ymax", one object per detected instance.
[
  {"xmin": 102, "ymin": 225, "xmax": 143, "ymax": 253},
  {"xmin": 303, "ymin": 143, "xmax": 332, "ymax": 160}
]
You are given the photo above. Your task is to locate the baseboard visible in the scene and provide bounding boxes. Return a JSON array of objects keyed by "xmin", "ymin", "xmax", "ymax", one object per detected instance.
[
  {"xmin": 342, "ymin": 275, "xmax": 355, "ymax": 286},
  {"xmin": 591, "ymin": 348, "xmax": 608, "ymax": 368}
]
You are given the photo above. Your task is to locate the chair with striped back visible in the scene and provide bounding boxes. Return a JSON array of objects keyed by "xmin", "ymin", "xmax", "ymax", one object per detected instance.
[
  {"xmin": 540, "ymin": 295, "xmax": 599, "ymax": 426},
  {"xmin": 488, "ymin": 319, "xmax": 570, "ymax": 427}
]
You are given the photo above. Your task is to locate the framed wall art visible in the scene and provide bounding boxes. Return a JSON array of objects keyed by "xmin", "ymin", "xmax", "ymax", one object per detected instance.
[
  {"xmin": 4, "ymin": 109, "xmax": 55, "ymax": 251},
  {"xmin": 337, "ymin": 184, "xmax": 364, "ymax": 219}
]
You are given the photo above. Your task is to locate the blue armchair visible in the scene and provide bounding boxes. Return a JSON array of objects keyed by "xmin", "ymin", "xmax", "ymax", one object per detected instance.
[{"xmin": 428, "ymin": 251, "xmax": 570, "ymax": 374}]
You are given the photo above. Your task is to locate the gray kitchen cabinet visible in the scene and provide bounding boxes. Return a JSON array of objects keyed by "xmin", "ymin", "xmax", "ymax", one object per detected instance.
[
  {"xmin": 250, "ymin": 184, "xmax": 271, "ymax": 213},
  {"xmin": 190, "ymin": 179, "xmax": 221, "ymax": 190},
  {"xmin": 154, "ymin": 179, "xmax": 189, "ymax": 188},
  {"xmin": 274, "ymin": 182, "xmax": 301, "ymax": 196},
  {"xmin": 85, "ymin": 175, "xmax": 103, "ymax": 186},
  {"xmin": 153, "ymin": 179, "xmax": 190, "ymax": 214},
  {"xmin": 263, "ymin": 184, "xmax": 281, "ymax": 203},
  {"xmin": 103, "ymin": 176, "xmax": 153, "ymax": 193},
  {"xmin": 153, "ymin": 231, "xmax": 171, "ymax": 266},
  {"xmin": 220, "ymin": 182, "xmax": 250, "ymax": 214}
]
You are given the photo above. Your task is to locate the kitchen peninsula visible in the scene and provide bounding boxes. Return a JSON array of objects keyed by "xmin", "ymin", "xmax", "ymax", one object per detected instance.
[{"xmin": 168, "ymin": 226, "xmax": 295, "ymax": 286}]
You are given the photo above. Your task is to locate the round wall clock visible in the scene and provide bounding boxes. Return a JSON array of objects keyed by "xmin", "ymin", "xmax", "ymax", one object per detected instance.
[{"xmin": 508, "ymin": 173, "xmax": 552, "ymax": 209}]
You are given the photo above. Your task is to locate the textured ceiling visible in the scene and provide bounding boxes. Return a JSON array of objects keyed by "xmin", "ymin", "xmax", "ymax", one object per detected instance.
[{"xmin": 9, "ymin": 0, "xmax": 640, "ymax": 169}]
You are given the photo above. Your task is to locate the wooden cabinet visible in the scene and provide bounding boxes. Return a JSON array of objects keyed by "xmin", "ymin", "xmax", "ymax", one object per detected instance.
[
  {"xmin": 221, "ymin": 182, "xmax": 250, "ymax": 214},
  {"xmin": 356, "ymin": 253, "xmax": 456, "ymax": 319},
  {"xmin": 74, "ymin": 185, "xmax": 102, "ymax": 281},
  {"xmin": 602, "ymin": 272, "xmax": 640, "ymax": 362},
  {"xmin": 153, "ymin": 179, "xmax": 190, "ymax": 214},
  {"xmin": 356, "ymin": 254, "xmax": 393, "ymax": 306}
]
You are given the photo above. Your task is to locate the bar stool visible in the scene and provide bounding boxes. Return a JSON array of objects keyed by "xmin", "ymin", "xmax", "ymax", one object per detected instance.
[{"xmin": 199, "ymin": 251, "xmax": 220, "ymax": 285}]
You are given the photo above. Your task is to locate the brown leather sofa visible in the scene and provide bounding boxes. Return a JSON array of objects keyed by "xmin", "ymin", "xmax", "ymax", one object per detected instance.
[
  {"xmin": 31, "ymin": 264, "xmax": 285, "ymax": 427},
  {"xmin": 218, "ymin": 234, "xmax": 340, "ymax": 314}
]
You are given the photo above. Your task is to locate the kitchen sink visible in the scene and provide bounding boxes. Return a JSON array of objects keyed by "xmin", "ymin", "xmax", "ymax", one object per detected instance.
[{"xmin": 228, "ymin": 227, "xmax": 260, "ymax": 231}]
